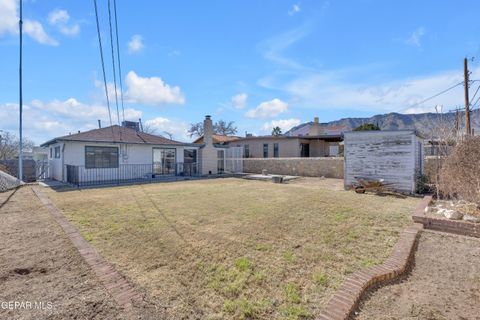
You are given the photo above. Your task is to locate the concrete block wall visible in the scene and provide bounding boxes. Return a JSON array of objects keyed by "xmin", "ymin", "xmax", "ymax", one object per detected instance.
[
  {"xmin": 242, "ymin": 157, "xmax": 437, "ymax": 180},
  {"xmin": 243, "ymin": 157, "xmax": 344, "ymax": 178}
]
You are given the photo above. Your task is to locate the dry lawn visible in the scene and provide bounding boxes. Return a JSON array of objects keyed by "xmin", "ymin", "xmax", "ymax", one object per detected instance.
[{"xmin": 44, "ymin": 177, "xmax": 420, "ymax": 320}]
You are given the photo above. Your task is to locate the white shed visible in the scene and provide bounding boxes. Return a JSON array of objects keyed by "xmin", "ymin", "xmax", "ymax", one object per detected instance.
[{"xmin": 344, "ymin": 130, "xmax": 424, "ymax": 194}]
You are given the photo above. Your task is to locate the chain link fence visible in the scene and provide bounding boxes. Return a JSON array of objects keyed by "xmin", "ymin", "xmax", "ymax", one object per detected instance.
[{"xmin": 0, "ymin": 169, "xmax": 24, "ymax": 192}]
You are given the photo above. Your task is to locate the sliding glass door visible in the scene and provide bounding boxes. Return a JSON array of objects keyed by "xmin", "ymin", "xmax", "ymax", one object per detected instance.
[{"xmin": 153, "ymin": 148, "xmax": 176, "ymax": 175}]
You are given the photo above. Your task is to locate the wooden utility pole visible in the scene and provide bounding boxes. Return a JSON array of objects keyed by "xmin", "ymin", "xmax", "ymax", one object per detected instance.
[{"xmin": 464, "ymin": 58, "xmax": 471, "ymax": 135}]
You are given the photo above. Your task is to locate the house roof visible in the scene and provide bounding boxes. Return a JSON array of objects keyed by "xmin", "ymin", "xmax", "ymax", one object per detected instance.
[
  {"xmin": 226, "ymin": 134, "xmax": 343, "ymax": 142},
  {"xmin": 193, "ymin": 134, "xmax": 241, "ymax": 144},
  {"xmin": 41, "ymin": 125, "xmax": 195, "ymax": 147},
  {"xmin": 285, "ymin": 122, "xmax": 349, "ymax": 136}
]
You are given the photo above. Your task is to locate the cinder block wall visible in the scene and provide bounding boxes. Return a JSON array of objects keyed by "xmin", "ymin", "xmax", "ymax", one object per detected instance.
[
  {"xmin": 243, "ymin": 157, "xmax": 344, "ymax": 178},
  {"xmin": 243, "ymin": 157, "xmax": 437, "ymax": 180}
]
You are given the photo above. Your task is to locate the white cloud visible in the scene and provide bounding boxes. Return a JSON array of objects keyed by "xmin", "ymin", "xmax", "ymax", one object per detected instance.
[
  {"xmin": 262, "ymin": 23, "xmax": 311, "ymax": 70},
  {"xmin": 406, "ymin": 27, "xmax": 426, "ymax": 48},
  {"xmin": 0, "ymin": 98, "xmax": 143, "ymax": 144},
  {"xmin": 288, "ymin": 4, "xmax": 301, "ymax": 16},
  {"xmin": 48, "ymin": 9, "xmax": 69, "ymax": 25},
  {"xmin": 245, "ymin": 98, "xmax": 288, "ymax": 118},
  {"xmin": 0, "ymin": 0, "xmax": 57, "ymax": 45},
  {"xmin": 124, "ymin": 71, "xmax": 185, "ymax": 106},
  {"xmin": 0, "ymin": 0, "xmax": 18, "ymax": 35},
  {"xmin": 262, "ymin": 118, "xmax": 301, "ymax": 133},
  {"xmin": 144, "ymin": 117, "xmax": 189, "ymax": 141},
  {"xmin": 281, "ymin": 67, "xmax": 474, "ymax": 114},
  {"xmin": 23, "ymin": 20, "xmax": 58, "ymax": 45},
  {"xmin": 128, "ymin": 34, "xmax": 144, "ymax": 54},
  {"xmin": 231, "ymin": 93, "xmax": 247, "ymax": 109},
  {"xmin": 48, "ymin": 9, "xmax": 80, "ymax": 36}
]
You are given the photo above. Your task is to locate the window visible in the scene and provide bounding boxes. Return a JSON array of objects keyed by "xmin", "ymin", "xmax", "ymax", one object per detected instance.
[
  {"xmin": 263, "ymin": 144, "xmax": 268, "ymax": 158},
  {"xmin": 183, "ymin": 149, "xmax": 197, "ymax": 163},
  {"xmin": 85, "ymin": 146, "xmax": 118, "ymax": 168},
  {"xmin": 300, "ymin": 143, "xmax": 310, "ymax": 157},
  {"xmin": 50, "ymin": 148, "xmax": 53, "ymax": 158},
  {"xmin": 54, "ymin": 146, "xmax": 61, "ymax": 158},
  {"xmin": 244, "ymin": 145, "xmax": 250, "ymax": 158},
  {"xmin": 273, "ymin": 143, "xmax": 279, "ymax": 158}
]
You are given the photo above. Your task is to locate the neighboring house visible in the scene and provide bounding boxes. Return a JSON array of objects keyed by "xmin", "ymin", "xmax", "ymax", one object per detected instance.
[
  {"xmin": 41, "ymin": 116, "xmax": 228, "ymax": 185},
  {"xmin": 226, "ymin": 118, "xmax": 343, "ymax": 158},
  {"xmin": 344, "ymin": 130, "xmax": 424, "ymax": 193},
  {"xmin": 193, "ymin": 134, "xmax": 241, "ymax": 145},
  {"xmin": 285, "ymin": 118, "xmax": 349, "ymax": 137}
]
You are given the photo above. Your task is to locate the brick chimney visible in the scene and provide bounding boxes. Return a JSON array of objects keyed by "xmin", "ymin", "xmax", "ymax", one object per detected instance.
[
  {"xmin": 203, "ymin": 115, "xmax": 213, "ymax": 145},
  {"xmin": 308, "ymin": 117, "xmax": 322, "ymax": 136}
]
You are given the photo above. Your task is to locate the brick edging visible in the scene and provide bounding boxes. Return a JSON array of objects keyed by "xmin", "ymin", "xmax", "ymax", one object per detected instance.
[
  {"xmin": 412, "ymin": 195, "xmax": 480, "ymax": 238},
  {"xmin": 317, "ymin": 204, "xmax": 429, "ymax": 319},
  {"xmin": 31, "ymin": 187, "xmax": 143, "ymax": 311}
]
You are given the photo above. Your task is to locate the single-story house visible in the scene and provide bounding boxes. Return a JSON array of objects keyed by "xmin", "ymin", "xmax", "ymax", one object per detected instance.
[
  {"xmin": 41, "ymin": 115, "xmax": 228, "ymax": 185},
  {"xmin": 225, "ymin": 118, "xmax": 343, "ymax": 158}
]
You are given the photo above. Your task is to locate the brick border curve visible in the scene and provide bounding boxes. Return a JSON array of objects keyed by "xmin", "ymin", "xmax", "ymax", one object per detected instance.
[
  {"xmin": 317, "ymin": 199, "xmax": 429, "ymax": 320},
  {"xmin": 412, "ymin": 195, "xmax": 480, "ymax": 238},
  {"xmin": 31, "ymin": 187, "xmax": 143, "ymax": 312}
]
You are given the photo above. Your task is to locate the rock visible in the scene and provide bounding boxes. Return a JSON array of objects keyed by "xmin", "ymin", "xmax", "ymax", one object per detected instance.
[
  {"xmin": 463, "ymin": 215, "xmax": 480, "ymax": 223},
  {"xmin": 439, "ymin": 208, "xmax": 463, "ymax": 220}
]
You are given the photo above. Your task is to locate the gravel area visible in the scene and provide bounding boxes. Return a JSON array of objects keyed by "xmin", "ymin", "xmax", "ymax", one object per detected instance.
[{"xmin": 354, "ymin": 230, "xmax": 480, "ymax": 320}]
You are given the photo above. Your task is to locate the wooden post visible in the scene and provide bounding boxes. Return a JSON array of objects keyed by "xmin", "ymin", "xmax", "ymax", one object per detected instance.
[{"xmin": 464, "ymin": 58, "xmax": 471, "ymax": 135}]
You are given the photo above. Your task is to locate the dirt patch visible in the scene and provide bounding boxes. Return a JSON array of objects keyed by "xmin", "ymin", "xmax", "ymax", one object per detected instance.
[
  {"xmin": 353, "ymin": 231, "xmax": 480, "ymax": 320},
  {"xmin": 0, "ymin": 187, "xmax": 154, "ymax": 319}
]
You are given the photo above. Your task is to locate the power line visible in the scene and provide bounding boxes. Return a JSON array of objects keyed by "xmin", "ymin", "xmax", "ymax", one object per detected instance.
[
  {"xmin": 107, "ymin": 0, "xmax": 120, "ymax": 125},
  {"xmin": 407, "ymin": 81, "xmax": 464, "ymax": 109},
  {"xmin": 113, "ymin": 0, "xmax": 125, "ymax": 123},
  {"xmin": 469, "ymin": 83, "xmax": 480, "ymax": 106},
  {"xmin": 93, "ymin": 0, "xmax": 113, "ymax": 126}
]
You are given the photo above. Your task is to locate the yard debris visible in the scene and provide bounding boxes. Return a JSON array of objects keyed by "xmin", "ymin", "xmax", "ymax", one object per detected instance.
[
  {"xmin": 428, "ymin": 199, "xmax": 480, "ymax": 221},
  {"xmin": 463, "ymin": 215, "xmax": 480, "ymax": 223},
  {"xmin": 438, "ymin": 208, "xmax": 463, "ymax": 220}
]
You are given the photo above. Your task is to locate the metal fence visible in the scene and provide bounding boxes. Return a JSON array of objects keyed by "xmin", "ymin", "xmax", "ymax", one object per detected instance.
[
  {"xmin": 0, "ymin": 169, "xmax": 24, "ymax": 192},
  {"xmin": 65, "ymin": 163, "xmax": 199, "ymax": 187},
  {"xmin": 225, "ymin": 147, "xmax": 244, "ymax": 173}
]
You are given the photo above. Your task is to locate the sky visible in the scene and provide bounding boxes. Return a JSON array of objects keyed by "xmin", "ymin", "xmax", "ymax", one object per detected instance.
[{"xmin": 1, "ymin": 0, "xmax": 480, "ymax": 144}]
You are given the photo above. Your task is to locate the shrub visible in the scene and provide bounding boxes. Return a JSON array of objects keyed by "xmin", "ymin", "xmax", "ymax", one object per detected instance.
[{"xmin": 439, "ymin": 137, "xmax": 480, "ymax": 205}]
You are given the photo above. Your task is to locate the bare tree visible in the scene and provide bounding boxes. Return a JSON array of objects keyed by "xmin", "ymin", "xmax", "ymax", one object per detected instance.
[
  {"xmin": 142, "ymin": 124, "xmax": 158, "ymax": 135},
  {"xmin": 422, "ymin": 106, "xmax": 461, "ymax": 197},
  {"xmin": 163, "ymin": 131, "xmax": 173, "ymax": 140},
  {"xmin": 214, "ymin": 120, "xmax": 237, "ymax": 136},
  {"xmin": 0, "ymin": 131, "xmax": 34, "ymax": 160},
  {"xmin": 188, "ymin": 122, "xmax": 204, "ymax": 138},
  {"xmin": 188, "ymin": 120, "xmax": 237, "ymax": 137}
]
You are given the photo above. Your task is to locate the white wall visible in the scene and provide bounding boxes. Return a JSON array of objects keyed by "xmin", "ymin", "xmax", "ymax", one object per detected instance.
[
  {"xmin": 48, "ymin": 143, "xmax": 64, "ymax": 181},
  {"xmin": 49, "ymin": 141, "xmax": 198, "ymax": 182},
  {"xmin": 344, "ymin": 131, "xmax": 423, "ymax": 193}
]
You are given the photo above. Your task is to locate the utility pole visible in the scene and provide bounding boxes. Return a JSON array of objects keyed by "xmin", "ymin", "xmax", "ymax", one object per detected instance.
[
  {"xmin": 464, "ymin": 57, "xmax": 471, "ymax": 136},
  {"xmin": 18, "ymin": 0, "xmax": 23, "ymax": 181}
]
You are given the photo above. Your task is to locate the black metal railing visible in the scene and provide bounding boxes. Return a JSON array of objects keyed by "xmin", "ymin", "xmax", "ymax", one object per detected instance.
[{"xmin": 65, "ymin": 163, "xmax": 198, "ymax": 187}]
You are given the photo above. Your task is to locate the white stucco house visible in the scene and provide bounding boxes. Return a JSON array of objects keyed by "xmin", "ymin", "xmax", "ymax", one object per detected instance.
[{"xmin": 41, "ymin": 115, "xmax": 230, "ymax": 186}]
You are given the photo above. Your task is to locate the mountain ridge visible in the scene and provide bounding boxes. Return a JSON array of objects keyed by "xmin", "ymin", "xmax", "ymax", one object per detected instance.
[{"xmin": 286, "ymin": 110, "xmax": 480, "ymax": 136}]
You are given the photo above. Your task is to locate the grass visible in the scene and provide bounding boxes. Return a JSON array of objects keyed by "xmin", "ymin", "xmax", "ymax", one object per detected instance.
[{"xmin": 45, "ymin": 177, "xmax": 419, "ymax": 319}]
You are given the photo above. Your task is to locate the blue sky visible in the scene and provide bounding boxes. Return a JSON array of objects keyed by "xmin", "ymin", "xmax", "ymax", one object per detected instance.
[{"xmin": 1, "ymin": 0, "xmax": 480, "ymax": 144}]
